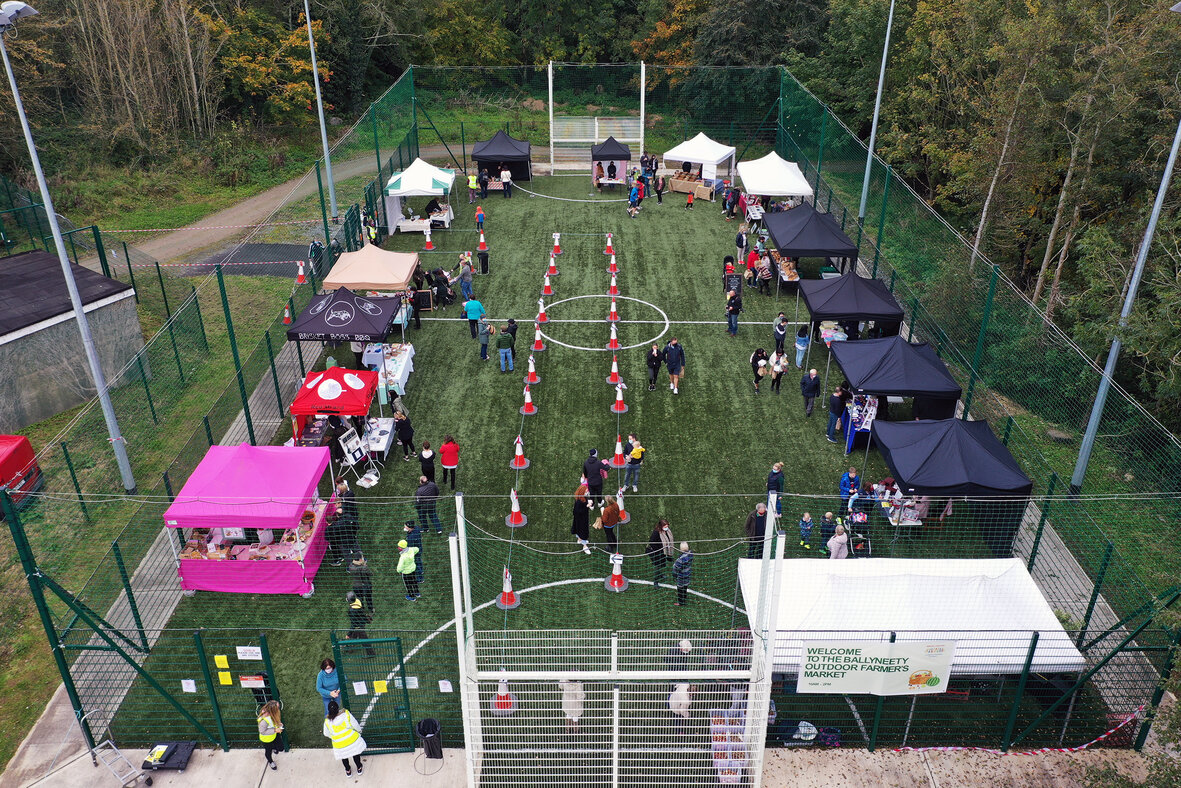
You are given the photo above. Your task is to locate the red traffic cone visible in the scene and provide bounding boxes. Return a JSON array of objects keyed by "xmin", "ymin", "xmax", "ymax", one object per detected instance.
[
  {"xmin": 608, "ymin": 272, "xmax": 619, "ymax": 296},
  {"xmin": 532, "ymin": 322, "xmax": 546, "ymax": 352},
  {"xmin": 604, "ymin": 232, "xmax": 615, "ymax": 256},
  {"xmin": 282, "ymin": 304, "xmax": 292, "ymax": 325},
  {"xmin": 607, "ymin": 253, "xmax": 618, "ymax": 274},
  {"xmin": 524, "ymin": 354, "xmax": 540, "ymax": 385},
  {"xmin": 491, "ymin": 674, "xmax": 519, "ymax": 715},
  {"xmin": 552, "ymin": 232, "xmax": 563, "ymax": 256},
  {"xmin": 604, "ymin": 552, "xmax": 629, "ymax": 592},
  {"xmin": 537, "ymin": 297, "xmax": 548, "ymax": 324},
  {"xmin": 296, "ymin": 260, "xmax": 306, "ymax": 285},
  {"xmin": 423, "ymin": 230, "xmax": 434, "ymax": 251},
  {"xmin": 605, "ymin": 323, "xmax": 620, "ymax": 350},
  {"xmin": 610, "ymin": 434, "xmax": 627, "ymax": 468},
  {"xmin": 542, "ymin": 273, "xmax": 554, "ymax": 296},
  {"xmin": 547, "ymin": 252, "xmax": 560, "ymax": 277},
  {"xmin": 607, "ymin": 297, "xmax": 620, "ymax": 323},
  {"xmin": 505, "ymin": 488, "xmax": 528, "ymax": 527},
  {"xmin": 496, "ymin": 566, "xmax": 521, "ymax": 610},
  {"xmin": 520, "ymin": 385, "xmax": 538, "ymax": 415},
  {"xmin": 478, "ymin": 231, "xmax": 489, "ymax": 251},
  {"xmin": 509, "ymin": 435, "xmax": 530, "ymax": 470},
  {"xmin": 611, "ymin": 383, "xmax": 629, "ymax": 414},
  {"xmin": 616, "ymin": 487, "xmax": 631, "ymax": 524},
  {"xmin": 605, "ymin": 354, "xmax": 622, "ymax": 385}
]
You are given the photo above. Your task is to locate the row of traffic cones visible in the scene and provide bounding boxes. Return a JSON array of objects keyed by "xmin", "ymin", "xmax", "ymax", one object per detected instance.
[{"xmin": 423, "ymin": 227, "xmax": 488, "ymax": 252}]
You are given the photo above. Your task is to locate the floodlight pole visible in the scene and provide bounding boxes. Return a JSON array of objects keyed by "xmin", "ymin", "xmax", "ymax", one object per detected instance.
[
  {"xmin": 305, "ymin": 0, "xmax": 338, "ymax": 220},
  {"xmin": 547, "ymin": 61, "xmax": 554, "ymax": 170},
  {"xmin": 858, "ymin": 0, "xmax": 896, "ymax": 224},
  {"xmin": 0, "ymin": 17, "xmax": 137, "ymax": 493}
]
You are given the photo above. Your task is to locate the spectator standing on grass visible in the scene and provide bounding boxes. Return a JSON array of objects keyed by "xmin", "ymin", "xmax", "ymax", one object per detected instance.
[
  {"xmin": 818, "ymin": 512, "xmax": 838, "ymax": 556},
  {"xmin": 798, "ymin": 512, "xmax": 814, "ymax": 549},
  {"xmin": 419, "ymin": 441, "xmax": 435, "ymax": 481},
  {"xmin": 583, "ymin": 449, "xmax": 608, "ymax": 507},
  {"xmin": 475, "ymin": 204, "xmax": 485, "ymax": 231},
  {"xmin": 572, "ymin": 482, "xmax": 592, "ymax": 555},
  {"xmin": 664, "ymin": 338, "xmax": 686, "ymax": 394},
  {"xmin": 800, "ymin": 368, "xmax": 821, "ymax": 417},
  {"xmin": 600, "ymin": 495, "xmax": 622, "ymax": 553},
  {"xmin": 464, "ymin": 297, "xmax": 485, "ymax": 339},
  {"xmin": 827, "ymin": 524, "xmax": 849, "ymax": 559},
  {"xmin": 403, "ymin": 521, "xmax": 424, "ymax": 584},
  {"xmin": 769, "ymin": 349, "xmax": 788, "ymax": 394},
  {"xmin": 623, "ymin": 434, "xmax": 645, "ymax": 492},
  {"xmin": 726, "ymin": 290, "xmax": 743, "ymax": 337},
  {"xmin": 393, "ymin": 411, "xmax": 416, "ymax": 461},
  {"xmin": 397, "ymin": 539, "xmax": 420, "ymax": 600},
  {"xmin": 673, "ymin": 543, "xmax": 693, "ymax": 606},
  {"xmin": 344, "ymin": 592, "xmax": 375, "ymax": 657},
  {"xmin": 496, "ymin": 324, "xmax": 515, "ymax": 372},
  {"xmin": 750, "ymin": 347, "xmax": 769, "ymax": 394},
  {"xmin": 323, "ymin": 701, "xmax": 366, "ymax": 777},
  {"xmin": 767, "ymin": 462, "xmax": 785, "ymax": 512},
  {"xmin": 467, "ymin": 171, "xmax": 478, "ymax": 203},
  {"xmin": 654, "ymin": 173, "xmax": 665, "ymax": 204},
  {"xmin": 478, "ymin": 318, "xmax": 493, "ymax": 361},
  {"xmin": 415, "ymin": 475, "xmax": 443, "ymax": 534},
  {"xmin": 645, "ymin": 342, "xmax": 664, "ymax": 391},
  {"xmin": 839, "ymin": 467, "xmax": 859, "ymax": 514},
  {"xmin": 453, "ymin": 255, "xmax": 474, "ymax": 301},
  {"xmin": 745, "ymin": 503, "xmax": 768, "ymax": 559},
  {"xmin": 827, "ymin": 387, "xmax": 847, "ymax": 443},
  {"xmin": 479, "ymin": 169, "xmax": 489, "ymax": 198},
  {"xmin": 773, "ymin": 313, "xmax": 789, "ymax": 354},
  {"xmin": 647, "ymin": 518, "xmax": 675, "ymax": 586},
  {"xmin": 505, "ymin": 319, "xmax": 518, "ymax": 361},
  {"xmin": 500, "ymin": 165, "xmax": 513, "ymax": 198},
  {"xmin": 316, "ymin": 658, "xmax": 341, "ymax": 716},
  {"xmin": 736, "ymin": 228, "xmax": 747, "ymax": 262},
  {"xmin": 348, "ymin": 553, "xmax": 374, "ymax": 613},
  {"xmin": 439, "ymin": 436, "xmax": 460, "ymax": 490},
  {"xmin": 794, "ymin": 327, "xmax": 810, "ymax": 369}
]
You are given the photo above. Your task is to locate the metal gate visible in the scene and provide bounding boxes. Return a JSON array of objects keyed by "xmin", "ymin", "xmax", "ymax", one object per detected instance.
[{"xmin": 331, "ymin": 633, "xmax": 416, "ymax": 754}]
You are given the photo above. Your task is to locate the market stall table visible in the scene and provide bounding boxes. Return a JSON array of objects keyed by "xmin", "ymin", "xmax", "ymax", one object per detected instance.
[
  {"xmin": 363, "ymin": 342, "xmax": 416, "ymax": 395},
  {"xmin": 297, "ymin": 417, "xmax": 333, "ymax": 447},
  {"xmin": 668, "ymin": 174, "xmax": 716, "ymax": 201},
  {"xmin": 363, "ymin": 417, "xmax": 395, "ymax": 461}
]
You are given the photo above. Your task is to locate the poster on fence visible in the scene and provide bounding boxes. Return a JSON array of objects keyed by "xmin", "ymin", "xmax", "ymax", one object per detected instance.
[{"xmin": 796, "ymin": 640, "xmax": 956, "ymax": 696}]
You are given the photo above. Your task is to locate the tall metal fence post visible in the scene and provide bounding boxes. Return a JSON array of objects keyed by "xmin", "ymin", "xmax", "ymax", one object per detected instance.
[
  {"xmin": 264, "ymin": 331, "xmax": 284, "ymax": 413},
  {"xmin": 92, "ymin": 226, "xmax": 111, "ymax": 278},
  {"xmin": 1, "ymin": 491, "xmax": 96, "ymax": 750},
  {"xmin": 216, "ymin": 264, "xmax": 256, "ymax": 445},
  {"xmin": 330, "ymin": 632, "xmax": 351, "ymax": 710},
  {"xmin": 203, "ymin": 415, "xmax": 215, "ymax": 447},
  {"xmin": 259, "ymin": 632, "xmax": 288, "ymax": 751},
  {"xmin": 122, "ymin": 241, "xmax": 139, "ymax": 302},
  {"xmin": 136, "ymin": 356, "xmax": 158, "ymax": 424},
  {"xmin": 962, "ymin": 265, "xmax": 999, "ymax": 417},
  {"xmin": 1026, "ymin": 473, "xmax": 1057, "ymax": 572},
  {"xmin": 460, "ymin": 121, "xmax": 467, "ymax": 173},
  {"xmin": 868, "ymin": 631, "xmax": 896, "ymax": 751},
  {"xmin": 193, "ymin": 630, "xmax": 230, "ymax": 751},
  {"xmin": 1077, "ymin": 542, "xmax": 1114, "ymax": 648},
  {"xmin": 872, "ymin": 168, "xmax": 892, "ymax": 278},
  {"xmin": 907, "ymin": 297, "xmax": 919, "ymax": 342},
  {"xmin": 60, "ymin": 441, "xmax": 90, "ymax": 521},
  {"xmin": 192, "ymin": 285, "xmax": 208, "ymax": 351},
  {"xmin": 112, "ymin": 540, "xmax": 149, "ymax": 650},
  {"xmin": 167, "ymin": 320, "xmax": 185, "ymax": 382},
  {"xmin": 1001, "ymin": 415, "xmax": 1014, "ymax": 445},
  {"xmin": 1135, "ymin": 626, "xmax": 1181, "ymax": 750},
  {"xmin": 1001, "ymin": 632, "xmax": 1039, "ymax": 751},
  {"xmin": 154, "ymin": 260, "xmax": 172, "ymax": 319}
]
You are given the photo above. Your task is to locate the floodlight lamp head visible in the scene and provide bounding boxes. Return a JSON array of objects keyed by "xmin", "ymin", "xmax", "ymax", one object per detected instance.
[{"xmin": 0, "ymin": 1, "xmax": 37, "ymax": 32}]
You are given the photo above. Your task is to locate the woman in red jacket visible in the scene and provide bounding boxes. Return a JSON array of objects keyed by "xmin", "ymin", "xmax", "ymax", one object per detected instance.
[{"xmin": 439, "ymin": 436, "xmax": 460, "ymax": 491}]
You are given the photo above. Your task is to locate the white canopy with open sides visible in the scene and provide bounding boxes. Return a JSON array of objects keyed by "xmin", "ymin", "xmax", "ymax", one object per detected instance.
[
  {"xmin": 384, "ymin": 158, "xmax": 455, "ymax": 226},
  {"xmin": 663, "ymin": 132, "xmax": 736, "ymax": 180},
  {"xmin": 737, "ymin": 151, "xmax": 814, "ymax": 198}
]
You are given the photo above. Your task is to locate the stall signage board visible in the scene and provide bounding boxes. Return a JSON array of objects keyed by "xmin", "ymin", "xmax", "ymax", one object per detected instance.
[
  {"xmin": 239, "ymin": 675, "xmax": 267, "ymax": 689},
  {"xmin": 340, "ymin": 429, "xmax": 366, "ymax": 464},
  {"xmin": 724, "ymin": 274, "xmax": 743, "ymax": 295},
  {"xmin": 796, "ymin": 640, "xmax": 956, "ymax": 696}
]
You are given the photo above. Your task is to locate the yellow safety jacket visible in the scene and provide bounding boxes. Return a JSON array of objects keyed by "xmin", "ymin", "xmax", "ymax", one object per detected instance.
[
  {"xmin": 326, "ymin": 712, "xmax": 360, "ymax": 749},
  {"xmin": 257, "ymin": 713, "xmax": 278, "ymax": 743},
  {"xmin": 468, "ymin": 174, "xmax": 478, "ymax": 190}
]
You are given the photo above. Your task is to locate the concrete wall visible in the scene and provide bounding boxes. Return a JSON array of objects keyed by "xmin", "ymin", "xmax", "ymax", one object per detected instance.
[{"xmin": 0, "ymin": 294, "xmax": 145, "ymax": 433}]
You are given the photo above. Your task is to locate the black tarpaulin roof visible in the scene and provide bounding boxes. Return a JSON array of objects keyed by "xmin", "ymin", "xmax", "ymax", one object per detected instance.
[
  {"xmin": 591, "ymin": 136, "xmax": 632, "ymax": 161},
  {"xmin": 871, "ymin": 419, "xmax": 1033, "ymax": 497},
  {"xmin": 830, "ymin": 336, "xmax": 962, "ymax": 399},
  {"xmin": 799, "ymin": 272, "xmax": 904, "ymax": 322},
  {"xmin": 472, "ymin": 130, "xmax": 531, "ymax": 162},
  {"xmin": 764, "ymin": 202, "xmax": 858, "ymax": 258},
  {"xmin": 0, "ymin": 251, "xmax": 133, "ymax": 336},
  {"xmin": 285, "ymin": 287, "xmax": 399, "ymax": 343}
]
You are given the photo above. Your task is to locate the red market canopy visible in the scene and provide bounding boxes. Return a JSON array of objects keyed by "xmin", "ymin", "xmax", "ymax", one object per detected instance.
[{"xmin": 290, "ymin": 367, "xmax": 378, "ymax": 417}]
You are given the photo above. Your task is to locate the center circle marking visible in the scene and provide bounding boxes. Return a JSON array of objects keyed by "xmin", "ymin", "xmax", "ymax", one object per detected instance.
[{"xmin": 539, "ymin": 294, "xmax": 671, "ymax": 352}]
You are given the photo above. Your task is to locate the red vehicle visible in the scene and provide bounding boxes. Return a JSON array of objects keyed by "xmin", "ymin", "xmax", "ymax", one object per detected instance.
[{"xmin": 0, "ymin": 435, "xmax": 43, "ymax": 513}]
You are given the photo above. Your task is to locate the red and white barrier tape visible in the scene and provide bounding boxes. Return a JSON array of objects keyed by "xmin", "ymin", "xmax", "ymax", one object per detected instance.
[
  {"xmin": 130, "ymin": 259, "xmax": 306, "ymax": 269},
  {"xmin": 110, "ymin": 219, "xmax": 319, "ymax": 233},
  {"xmin": 893, "ymin": 705, "xmax": 1144, "ymax": 756}
]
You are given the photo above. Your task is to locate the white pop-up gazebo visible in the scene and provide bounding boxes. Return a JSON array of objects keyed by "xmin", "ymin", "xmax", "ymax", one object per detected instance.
[
  {"xmin": 738, "ymin": 557, "xmax": 1086, "ymax": 677},
  {"xmin": 384, "ymin": 158, "xmax": 455, "ymax": 227},
  {"xmin": 663, "ymin": 132, "xmax": 737, "ymax": 181},
  {"xmin": 736, "ymin": 151, "xmax": 814, "ymax": 198}
]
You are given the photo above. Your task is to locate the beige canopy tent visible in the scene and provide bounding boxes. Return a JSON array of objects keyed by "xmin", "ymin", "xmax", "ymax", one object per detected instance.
[{"xmin": 321, "ymin": 245, "xmax": 419, "ymax": 291}]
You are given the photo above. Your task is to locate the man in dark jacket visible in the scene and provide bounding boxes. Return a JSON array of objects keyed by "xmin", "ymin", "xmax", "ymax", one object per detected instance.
[
  {"xmin": 583, "ymin": 449, "xmax": 606, "ymax": 507},
  {"xmin": 645, "ymin": 343, "xmax": 665, "ymax": 391},
  {"xmin": 647, "ymin": 519, "xmax": 675, "ymax": 586},
  {"xmin": 415, "ymin": 476, "xmax": 443, "ymax": 534},
  {"xmin": 345, "ymin": 592, "xmax": 375, "ymax": 658},
  {"xmin": 800, "ymin": 368, "xmax": 821, "ymax": 417},
  {"xmin": 725, "ymin": 290, "xmax": 742, "ymax": 336},
  {"xmin": 827, "ymin": 386, "xmax": 847, "ymax": 443},
  {"xmin": 348, "ymin": 554, "xmax": 374, "ymax": 613},
  {"xmin": 745, "ymin": 503, "xmax": 768, "ymax": 559},
  {"xmin": 672, "ymin": 543, "xmax": 693, "ymax": 606},
  {"xmin": 735, "ymin": 229, "xmax": 747, "ymax": 263},
  {"xmin": 663, "ymin": 338, "xmax": 686, "ymax": 394}
]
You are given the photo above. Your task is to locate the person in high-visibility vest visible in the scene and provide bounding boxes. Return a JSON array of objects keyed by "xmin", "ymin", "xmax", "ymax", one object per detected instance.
[
  {"xmin": 323, "ymin": 700, "xmax": 367, "ymax": 776},
  {"xmin": 257, "ymin": 700, "xmax": 284, "ymax": 771},
  {"xmin": 468, "ymin": 172, "xmax": 478, "ymax": 203}
]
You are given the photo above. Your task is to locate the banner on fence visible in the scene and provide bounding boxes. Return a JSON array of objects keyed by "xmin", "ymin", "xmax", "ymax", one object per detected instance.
[{"xmin": 797, "ymin": 640, "xmax": 956, "ymax": 696}]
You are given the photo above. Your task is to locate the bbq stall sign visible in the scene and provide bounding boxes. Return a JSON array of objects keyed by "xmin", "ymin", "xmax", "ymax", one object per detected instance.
[{"xmin": 796, "ymin": 641, "xmax": 956, "ymax": 695}]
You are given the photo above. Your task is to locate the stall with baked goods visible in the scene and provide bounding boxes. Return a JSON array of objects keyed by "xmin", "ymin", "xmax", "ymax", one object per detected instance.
[
  {"xmin": 383, "ymin": 158, "xmax": 455, "ymax": 232},
  {"xmin": 164, "ymin": 444, "xmax": 334, "ymax": 597},
  {"xmin": 763, "ymin": 201, "xmax": 859, "ymax": 290},
  {"xmin": 736, "ymin": 151, "xmax": 814, "ymax": 232},
  {"xmin": 662, "ymin": 133, "xmax": 736, "ymax": 201}
]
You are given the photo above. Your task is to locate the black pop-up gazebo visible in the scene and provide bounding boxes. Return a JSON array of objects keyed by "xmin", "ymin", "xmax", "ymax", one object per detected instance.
[
  {"xmin": 764, "ymin": 202, "xmax": 858, "ymax": 268},
  {"xmin": 830, "ymin": 336, "xmax": 962, "ymax": 420},
  {"xmin": 872, "ymin": 419, "xmax": 1034, "ymax": 557},
  {"xmin": 591, "ymin": 136, "xmax": 631, "ymax": 186},
  {"xmin": 472, "ymin": 130, "xmax": 533, "ymax": 182},
  {"xmin": 286, "ymin": 287, "xmax": 400, "ymax": 343}
]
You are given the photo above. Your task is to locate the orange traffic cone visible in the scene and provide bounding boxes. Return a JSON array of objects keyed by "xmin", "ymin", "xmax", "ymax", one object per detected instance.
[
  {"xmin": 296, "ymin": 260, "xmax": 306, "ymax": 285},
  {"xmin": 552, "ymin": 232, "xmax": 563, "ymax": 256},
  {"xmin": 604, "ymin": 552, "xmax": 629, "ymax": 592},
  {"xmin": 524, "ymin": 354, "xmax": 540, "ymax": 385},
  {"xmin": 605, "ymin": 323, "xmax": 620, "ymax": 350},
  {"xmin": 607, "ymin": 253, "xmax": 618, "ymax": 274},
  {"xmin": 282, "ymin": 304, "xmax": 292, "ymax": 325},
  {"xmin": 605, "ymin": 355, "xmax": 622, "ymax": 385},
  {"xmin": 608, "ymin": 272, "xmax": 619, "ymax": 296},
  {"xmin": 478, "ymin": 232, "xmax": 489, "ymax": 251},
  {"xmin": 611, "ymin": 383, "xmax": 628, "ymax": 414},
  {"xmin": 607, "ymin": 297, "xmax": 620, "ymax": 323},
  {"xmin": 537, "ymin": 297, "xmax": 548, "ymax": 324},
  {"xmin": 532, "ymin": 322, "xmax": 546, "ymax": 352},
  {"xmin": 491, "ymin": 674, "xmax": 519, "ymax": 715},
  {"xmin": 547, "ymin": 252, "xmax": 559, "ymax": 277},
  {"xmin": 509, "ymin": 435, "xmax": 530, "ymax": 470},
  {"xmin": 610, "ymin": 434, "xmax": 627, "ymax": 468},
  {"xmin": 604, "ymin": 233, "xmax": 615, "ymax": 256},
  {"xmin": 616, "ymin": 487, "xmax": 631, "ymax": 524},
  {"xmin": 520, "ymin": 385, "xmax": 538, "ymax": 416},
  {"xmin": 542, "ymin": 273, "xmax": 554, "ymax": 296},
  {"xmin": 423, "ymin": 230, "xmax": 434, "ymax": 251},
  {"xmin": 496, "ymin": 566, "xmax": 521, "ymax": 610},
  {"xmin": 505, "ymin": 488, "xmax": 528, "ymax": 527}
]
